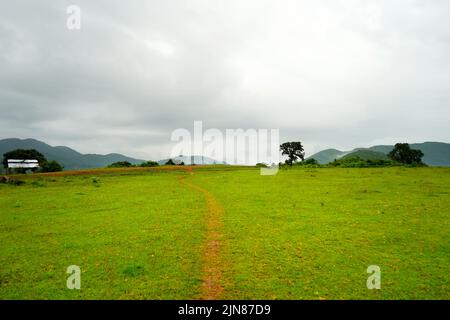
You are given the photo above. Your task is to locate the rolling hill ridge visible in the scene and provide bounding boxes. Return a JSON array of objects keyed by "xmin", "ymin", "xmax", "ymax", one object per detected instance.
[
  {"xmin": 308, "ymin": 142, "xmax": 450, "ymax": 166},
  {"xmin": 0, "ymin": 138, "xmax": 226, "ymax": 170},
  {"xmin": 0, "ymin": 138, "xmax": 144, "ymax": 170}
]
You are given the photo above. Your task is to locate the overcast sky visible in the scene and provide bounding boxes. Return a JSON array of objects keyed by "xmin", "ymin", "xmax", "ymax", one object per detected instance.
[{"xmin": 1, "ymin": 0, "xmax": 449, "ymax": 160}]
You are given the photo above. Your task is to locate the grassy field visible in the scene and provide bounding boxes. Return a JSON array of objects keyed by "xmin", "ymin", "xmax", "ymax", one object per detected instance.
[{"xmin": 0, "ymin": 166, "xmax": 449, "ymax": 299}]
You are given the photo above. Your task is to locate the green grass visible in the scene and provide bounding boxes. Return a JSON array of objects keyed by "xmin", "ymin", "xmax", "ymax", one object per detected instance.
[
  {"xmin": 0, "ymin": 167, "xmax": 449, "ymax": 299},
  {"xmin": 0, "ymin": 171, "xmax": 205, "ymax": 299}
]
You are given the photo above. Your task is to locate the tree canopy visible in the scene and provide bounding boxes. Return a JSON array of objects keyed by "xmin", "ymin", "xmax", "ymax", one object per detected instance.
[
  {"xmin": 2, "ymin": 149, "xmax": 63, "ymax": 173},
  {"xmin": 165, "ymin": 159, "xmax": 176, "ymax": 165},
  {"xmin": 140, "ymin": 161, "xmax": 159, "ymax": 167},
  {"xmin": 388, "ymin": 143, "xmax": 424, "ymax": 165},
  {"xmin": 41, "ymin": 160, "xmax": 63, "ymax": 172},
  {"xmin": 280, "ymin": 142, "xmax": 305, "ymax": 166},
  {"xmin": 107, "ymin": 161, "xmax": 133, "ymax": 168},
  {"xmin": 2, "ymin": 149, "xmax": 47, "ymax": 169}
]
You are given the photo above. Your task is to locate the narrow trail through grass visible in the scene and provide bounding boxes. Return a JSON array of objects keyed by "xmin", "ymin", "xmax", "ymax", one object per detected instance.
[{"xmin": 178, "ymin": 172, "xmax": 225, "ymax": 300}]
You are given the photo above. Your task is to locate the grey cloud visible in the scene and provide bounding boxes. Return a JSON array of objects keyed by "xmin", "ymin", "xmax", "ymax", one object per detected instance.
[{"xmin": 0, "ymin": 0, "xmax": 449, "ymax": 159}]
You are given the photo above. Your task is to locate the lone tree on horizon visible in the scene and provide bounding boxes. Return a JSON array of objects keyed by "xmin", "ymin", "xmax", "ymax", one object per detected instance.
[
  {"xmin": 388, "ymin": 143, "xmax": 424, "ymax": 165},
  {"xmin": 280, "ymin": 142, "xmax": 305, "ymax": 166},
  {"xmin": 165, "ymin": 159, "xmax": 176, "ymax": 165}
]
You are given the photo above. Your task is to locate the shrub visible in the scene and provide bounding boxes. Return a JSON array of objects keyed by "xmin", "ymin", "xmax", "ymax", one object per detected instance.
[
  {"xmin": 41, "ymin": 160, "xmax": 63, "ymax": 172},
  {"xmin": 107, "ymin": 161, "xmax": 134, "ymax": 168},
  {"xmin": 329, "ymin": 157, "xmax": 369, "ymax": 167},
  {"xmin": 329, "ymin": 157, "xmax": 399, "ymax": 168},
  {"xmin": 303, "ymin": 158, "xmax": 319, "ymax": 165},
  {"xmin": 139, "ymin": 161, "xmax": 159, "ymax": 167},
  {"xmin": 256, "ymin": 163, "xmax": 268, "ymax": 168},
  {"xmin": 294, "ymin": 158, "xmax": 320, "ymax": 166}
]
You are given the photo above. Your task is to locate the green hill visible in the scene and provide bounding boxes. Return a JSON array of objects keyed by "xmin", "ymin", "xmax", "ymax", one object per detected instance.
[
  {"xmin": 308, "ymin": 142, "xmax": 450, "ymax": 166},
  {"xmin": 368, "ymin": 142, "xmax": 450, "ymax": 167},
  {"xmin": 0, "ymin": 138, "xmax": 144, "ymax": 170},
  {"xmin": 306, "ymin": 149, "xmax": 346, "ymax": 164},
  {"xmin": 342, "ymin": 150, "xmax": 389, "ymax": 161}
]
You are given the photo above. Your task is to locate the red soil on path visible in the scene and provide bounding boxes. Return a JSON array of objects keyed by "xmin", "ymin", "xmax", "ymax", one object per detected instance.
[{"xmin": 178, "ymin": 174, "xmax": 225, "ymax": 300}]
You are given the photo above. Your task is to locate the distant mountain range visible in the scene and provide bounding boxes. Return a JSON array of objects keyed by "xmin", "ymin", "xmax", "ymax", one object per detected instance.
[
  {"xmin": 0, "ymin": 138, "xmax": 224, "ymax": 170},
  {"xmin": 158, "ymin": 155, "xmax": 226, "ymax": 165},
  {"xmin": 0, "ymin": 138, "xmax": 145, "ymax": 170},
  {"xmin": 2, "ymin": 138, "xmax": 449, "ymax": 170},
  {"xmin": 308, "ymin": 142, "xmax": 450, "ymax": 166}
]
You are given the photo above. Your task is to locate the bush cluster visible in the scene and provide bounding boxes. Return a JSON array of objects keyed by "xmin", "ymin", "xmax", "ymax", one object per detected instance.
[
  {"xmin": 107, "ymin": 160, "xmax": 160, "ymax": 168},
  {"xmin": 278, "ymin": 156, "xmax": 427, "ymax": 168}
]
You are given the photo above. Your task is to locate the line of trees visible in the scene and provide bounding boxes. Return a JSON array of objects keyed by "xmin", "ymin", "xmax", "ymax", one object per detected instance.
[
  {"xmin": 107, "ymin": 159, "xmax": 187, "ymax": 168},
  {"xmin": 107, "ymin": 160, "xmax": 160, "ymax": 168},
  {"xmin": 279, "ymin": 142, "xmax": 425, "ymax": 168}
]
